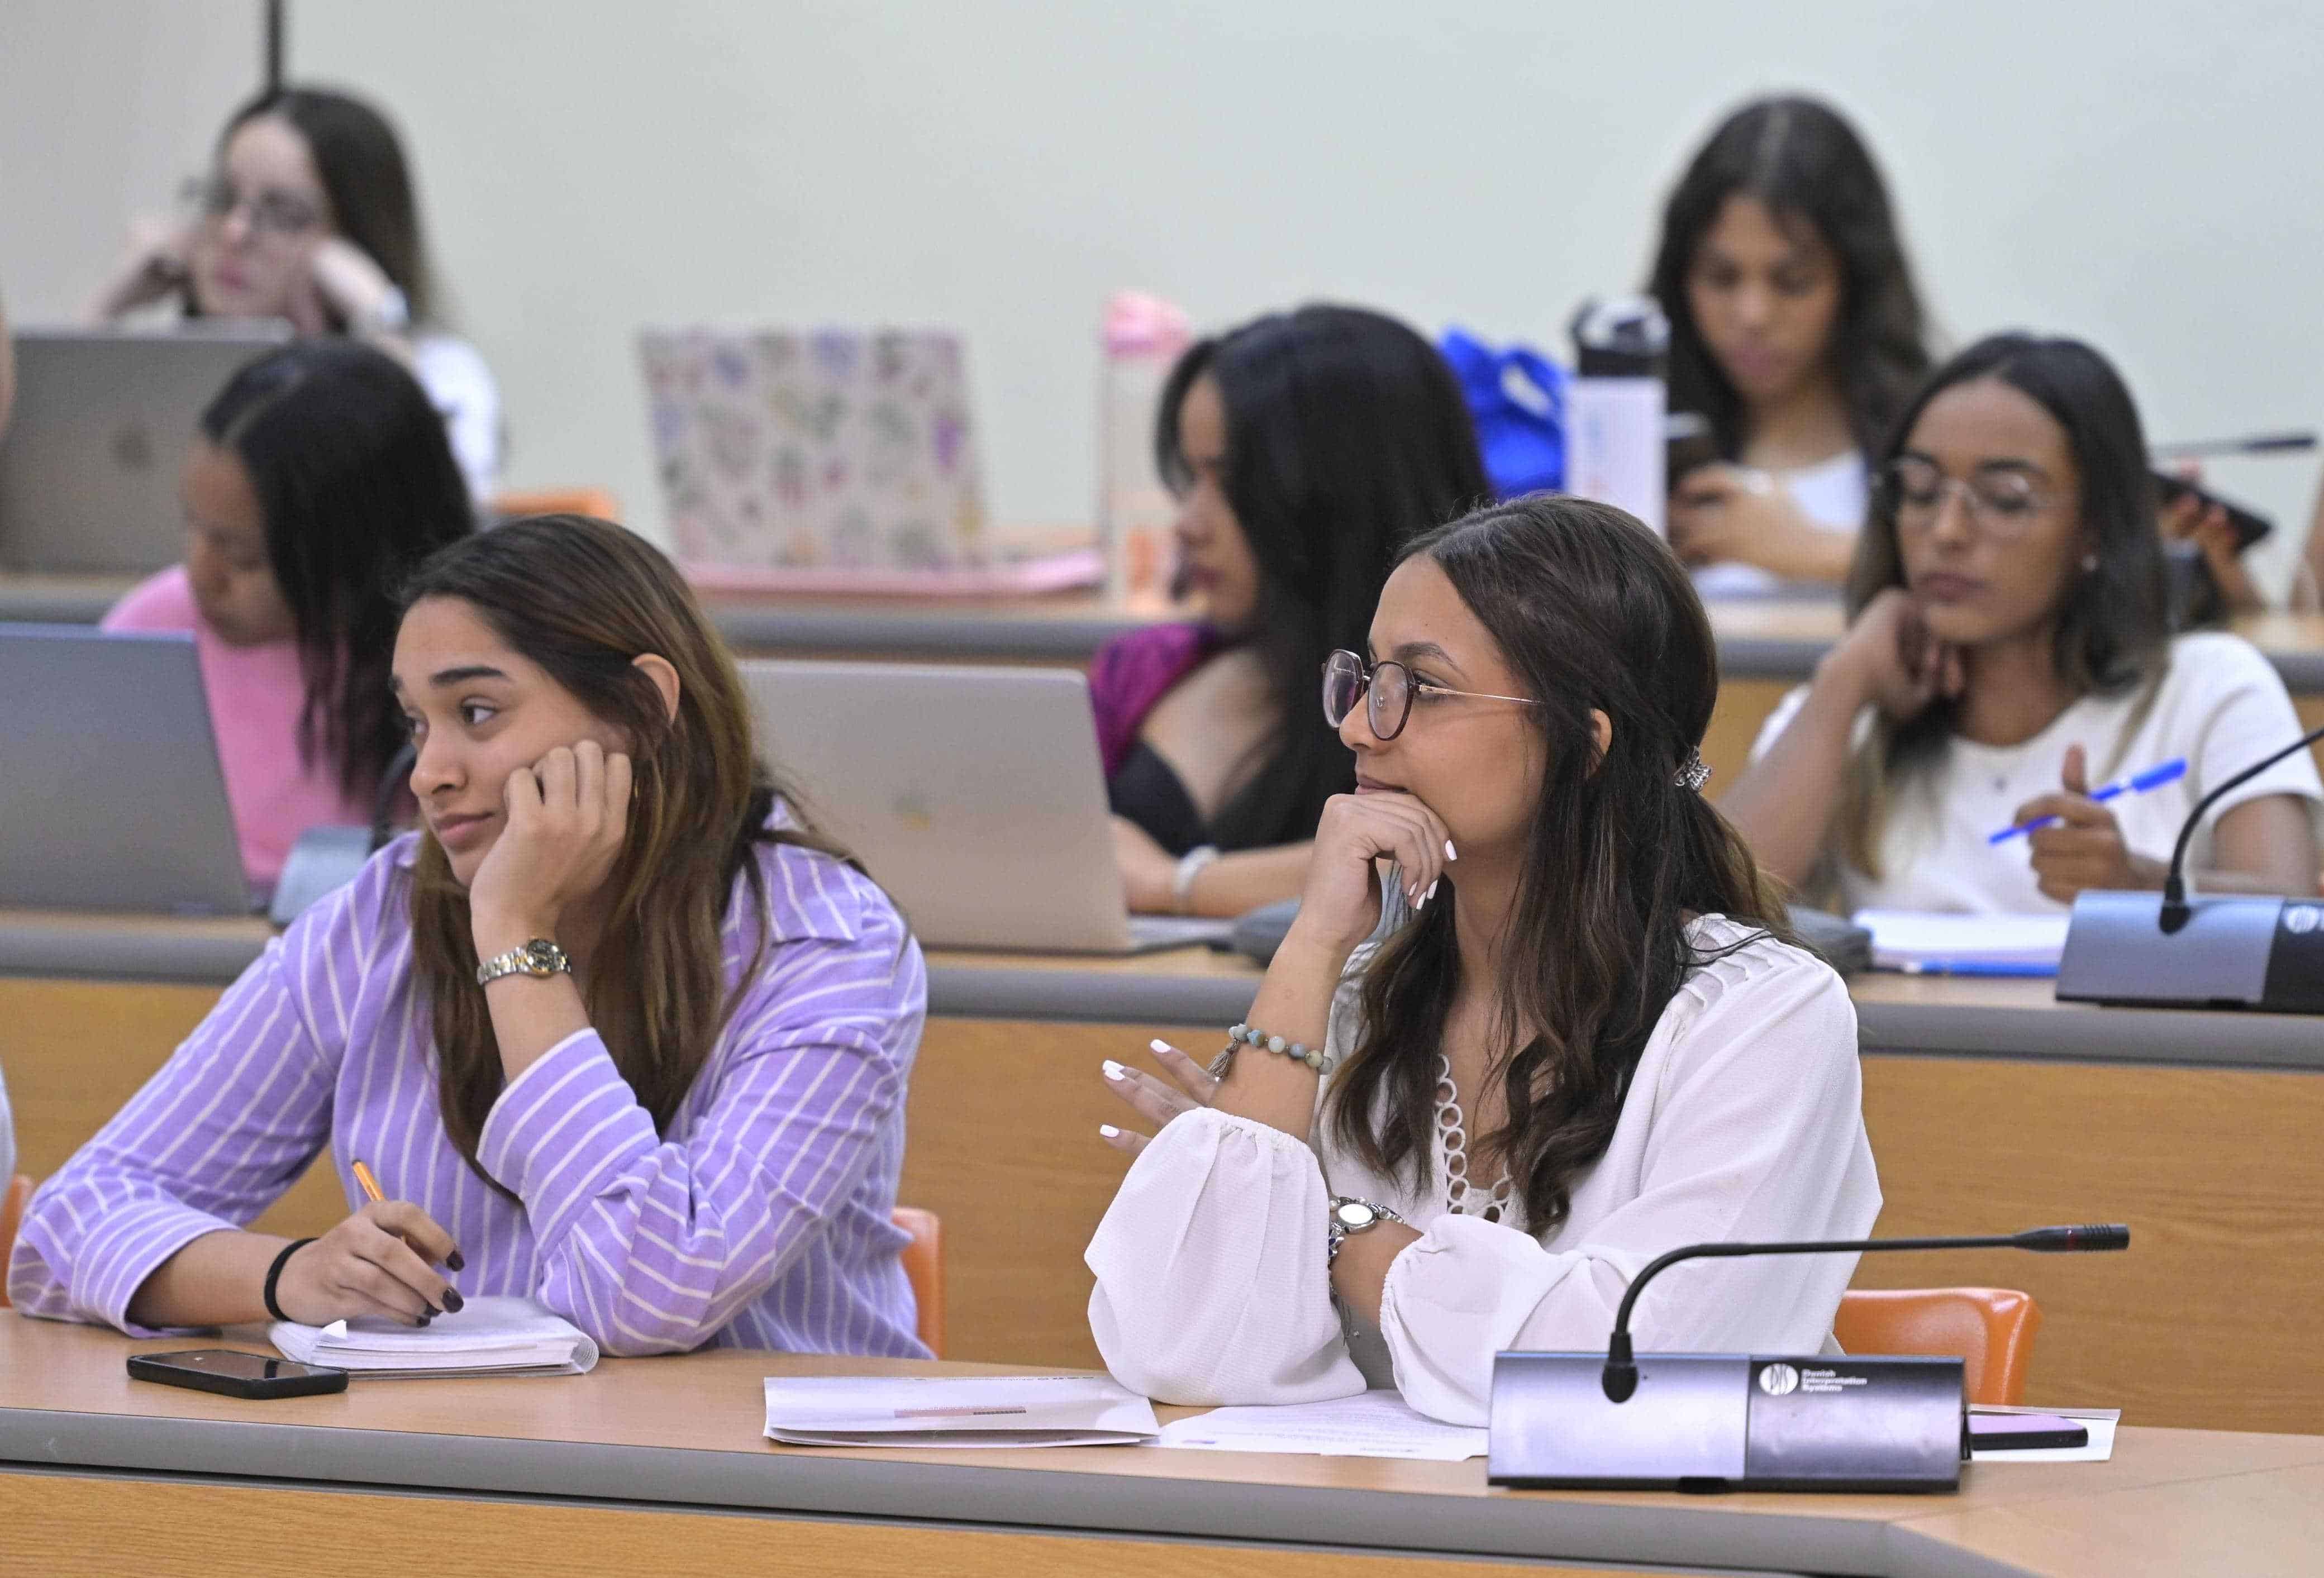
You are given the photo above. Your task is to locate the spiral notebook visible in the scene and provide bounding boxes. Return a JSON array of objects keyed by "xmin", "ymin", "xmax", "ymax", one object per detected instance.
[{"xmin": 269, "ymin": 1295, "xmax": 599, "ymax": 1379}]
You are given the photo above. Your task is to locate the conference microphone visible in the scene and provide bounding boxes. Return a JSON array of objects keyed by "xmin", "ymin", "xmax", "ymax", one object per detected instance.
[
  {"xmin": 1488, "ymin": 1223, "xmax": 2128, "ymax": 1493},
  {"xmin": 2056, "ymin": 724, "xmax": 2324, "ymax": 1011},
  {"xmin": 1600, "ymin": 1224, "xmax": 2129, "ymax": 1402}
]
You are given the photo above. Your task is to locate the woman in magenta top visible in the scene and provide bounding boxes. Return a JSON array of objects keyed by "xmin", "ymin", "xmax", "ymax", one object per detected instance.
[
  {"xmin": 103, "ymin": 338, "xmax": 473, "ymax": 887},
  {"xmin": 1096, "ymin": 305, "xmax": 1489, "ymax": 918}
]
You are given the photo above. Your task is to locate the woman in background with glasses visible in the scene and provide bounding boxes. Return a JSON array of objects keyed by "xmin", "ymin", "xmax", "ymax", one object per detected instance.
[
  {"xmin": 1725, "ymin": 333, "xmax": 2321, "ymax": 912},
  {"xmin": 1086, "ymin": 494, "xmax": 1878, "ymax": 1422},
  {"xmin": 88, "ymin": 85, "xmax": 501, "ymax": 500}
]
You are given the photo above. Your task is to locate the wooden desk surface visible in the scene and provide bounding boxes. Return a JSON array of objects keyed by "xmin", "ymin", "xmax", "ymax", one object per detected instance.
[{"xmin": 1, "ymin": 1317, "xmax": 2317, "ymax": 1577}]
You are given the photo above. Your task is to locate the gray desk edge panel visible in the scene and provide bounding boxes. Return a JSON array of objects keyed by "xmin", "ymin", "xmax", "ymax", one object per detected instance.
[
  {"xmin": 0, "ymin": 587, "xmax": 118, "ymax": 624},
  {"xmin": 1853, "ymin": 997, "xmax": 2324, "ymax": 1070},
  {"xmin": 1722, "ymin": 633, "xmax": 2324, "ymax": 690},
  {"xmin": 925, "ymin": 964, "xmax": 1259, "ymax": 1024},
  {"xmin": 0, "ymin": 919, "xmax": 268, "ymax": 984},
  {"xmin": 0, "ymin": 1407, "xmax": 1970, "ymax": 1577},
  {"xmin": 709, "ymin": 607, "xmax": 1146, "ymax": 660}
]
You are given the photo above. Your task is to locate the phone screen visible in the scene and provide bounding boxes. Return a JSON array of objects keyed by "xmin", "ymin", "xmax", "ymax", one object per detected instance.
[{"xmin": 140, "ymin": 1350, "xmax": 340, "ymax": 1383}]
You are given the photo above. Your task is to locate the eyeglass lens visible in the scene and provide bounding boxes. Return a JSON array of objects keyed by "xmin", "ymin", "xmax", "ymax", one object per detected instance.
[{"xmin": 1320, "ymin": 652, "xmax": 1412, "ymax": 740}]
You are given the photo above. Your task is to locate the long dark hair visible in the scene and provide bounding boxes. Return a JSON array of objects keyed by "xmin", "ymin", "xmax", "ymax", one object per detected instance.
[
  {"xmin": 1647, "ymin": 95, "xmax": 1931, "ymax": 461},
  {"xmin": 1155, "ymin": 304, "xmax": 1489, "ymax": 849},
  {"xmin": 400, "ymin": 517, "xmax": 865, "ymax": 1178},
  {"xmin": 222, "ymin": 85, "xmax": 436, "ymax": 323},
  {"xmin": 201, "ymin": 337, "xmax": 473, "ymax": 798},
  {"xmin": 1839, "ymin": 333, "xmax": 2170, "ymax": 872},
  {"xmin": 1327, "ymin": 495, "xmax": 1790, "ymax": 1233}
]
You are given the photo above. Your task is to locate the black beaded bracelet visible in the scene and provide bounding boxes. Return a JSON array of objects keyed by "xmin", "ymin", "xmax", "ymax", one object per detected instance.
[{"xmin": 262, "ymin": 1237, "xmax": 317, "ymax": 1323}]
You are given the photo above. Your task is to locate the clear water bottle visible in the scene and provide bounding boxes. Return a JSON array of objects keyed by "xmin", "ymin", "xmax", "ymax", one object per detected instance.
[
  {"xmin": 1097, "ymin": 292, "xmax": 1192, "ymax": 601},
  {"xmin": 1565, "ymin": 297, "xmax": 1670, "ymax": 536}
]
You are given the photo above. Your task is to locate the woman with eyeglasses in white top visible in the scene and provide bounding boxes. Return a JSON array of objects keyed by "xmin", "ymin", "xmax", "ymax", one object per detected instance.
[
  {"xmin": 1725, "ymin": 333, "xmax": 2322, "ymax": 914},
  {"xmin": 88, "ymin": 85, "xmax": 501, "ymax": 500},
  {"xmin": 1085, "ymin": 494, "xmax": 1879, "ymax": 1424}
]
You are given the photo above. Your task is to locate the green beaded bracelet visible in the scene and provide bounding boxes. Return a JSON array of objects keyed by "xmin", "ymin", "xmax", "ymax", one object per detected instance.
[{"xmin": 1222, "ymin": 1021, "xmax": 1335, "ymax": 1076}]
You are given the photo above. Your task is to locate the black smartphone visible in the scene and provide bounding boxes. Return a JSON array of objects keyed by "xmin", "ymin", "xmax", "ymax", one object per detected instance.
[
  {"xmin": 127, "ymin": 1348, "xmax": 348, "ymax": 1400},
  {"xmin": 1666, "ymin": 412, "xmax": 1721, "ymax": 489},
  {"xmin": 1968, "ymin": 1412, "xmax": 2090, "ymax": 1452},
  {"xmin": 2153, "ymin": 469, "xmax": 2272, "ymax": 552}
]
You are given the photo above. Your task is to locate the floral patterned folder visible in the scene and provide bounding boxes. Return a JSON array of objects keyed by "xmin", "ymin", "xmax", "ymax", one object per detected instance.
[{"xmin": 638, "ymin": 327, "xmax": 1098, "ymax": 594}]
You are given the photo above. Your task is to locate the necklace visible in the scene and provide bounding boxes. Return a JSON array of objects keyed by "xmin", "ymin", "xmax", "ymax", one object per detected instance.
[{"xmin": 1433, "ymin": 1053, "xmax": 1515, "ymax": 1224}]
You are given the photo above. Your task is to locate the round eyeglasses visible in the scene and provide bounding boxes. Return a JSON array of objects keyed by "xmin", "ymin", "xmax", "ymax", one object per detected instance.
[
  {"xmin": 1879, "ymin": 455, "xmax": 2058, "ymax": 543},
  {"xmin": 1321, "ymin": 649, "xmax": 1539, "ymax": 741},
  {"xmin": 179, "ymin": 175, "xmax": 325, "ymax": 241}
]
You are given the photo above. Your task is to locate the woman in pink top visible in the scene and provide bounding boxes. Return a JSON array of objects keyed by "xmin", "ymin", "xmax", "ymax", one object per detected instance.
[{"xmin": 103, "ymin": 338, "xmax": 473, "ymax": 886}]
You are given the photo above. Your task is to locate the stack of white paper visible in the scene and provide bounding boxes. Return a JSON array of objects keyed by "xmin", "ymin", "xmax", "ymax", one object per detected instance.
[
  {"xmin": 1156, "ymin": 1391, "xmax": 1487, "ymax": 1461},
  {"xmin": 1853, "ymin": 909, "xmax": 2069, "ymax": 974},
  {"xmin": 764, "ymin": 1375, "xmax": 1160, "ymax": 1448},
  {"xmin": 270, "ymin": 1295, "xmax": 599, "ymax": 1378}
]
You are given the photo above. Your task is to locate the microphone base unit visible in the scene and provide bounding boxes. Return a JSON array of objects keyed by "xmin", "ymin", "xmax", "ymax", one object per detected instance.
[
  {"xmin": 2056, "ymin": 891, "xmax": 2324, "ymax": 1012},
  {"xmin": 1488, "ymin": 1352, "xmax": 1965, "ymax": 1493}
]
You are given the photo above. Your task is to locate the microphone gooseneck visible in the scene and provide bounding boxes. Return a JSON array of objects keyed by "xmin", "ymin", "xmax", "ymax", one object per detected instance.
[
  {"xmin": 2159, "ymin": 724, "xmax": 2324, "ymax": 933},
  {"xmin": 1599, "ymin": 1225, "xmax": 2130, "ymax": 1403}
]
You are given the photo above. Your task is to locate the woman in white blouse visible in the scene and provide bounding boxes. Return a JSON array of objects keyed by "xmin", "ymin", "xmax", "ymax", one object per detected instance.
[
  {"xmin": 1085, "ymin": 495, "xmax": 1881, "ymax": 1426},
  {"xmin": 1725, "ymin": 333, "xmax": 2322, "ymax": 913}
]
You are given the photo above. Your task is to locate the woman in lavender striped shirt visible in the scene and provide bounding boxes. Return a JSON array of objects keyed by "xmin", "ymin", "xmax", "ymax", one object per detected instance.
[{"xmin": 11, "ymin": 517, "xmax": 930, "ymax": 1357}]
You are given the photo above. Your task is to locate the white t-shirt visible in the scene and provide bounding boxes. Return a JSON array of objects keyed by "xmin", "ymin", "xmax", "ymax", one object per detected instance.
[
  {"xmin": 1085, "ymin": 917, "xmax": 1880, "ymax": 1425},
  {"xmin": 1751, "ymin": 631, "xmax": 2324, "ymax": 914},
  {"xmin": 411, "ymin": 332, "xmax": 503, "ymax": 503},
  {"xmin": 1692, "ymin": 449, "xmax": 1868, "ymax": 600}
]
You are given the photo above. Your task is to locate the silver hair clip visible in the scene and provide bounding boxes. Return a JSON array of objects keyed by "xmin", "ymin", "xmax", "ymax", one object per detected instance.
[{"xmin": 1676, "ymin": 751, "xmax": 1711, "ymax": 792}]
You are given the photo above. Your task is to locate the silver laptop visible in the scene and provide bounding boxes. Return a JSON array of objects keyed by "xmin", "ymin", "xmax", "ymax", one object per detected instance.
[
  {"xmin": 0, "ymin": 323, "xmax": 290, "ymax": 575},
  {"xmin": 741, "ymin": 660, "xmax": 1233, "ymax": 953},
  {"xmin": 0, "ymin": 626, "xmax": 252, "ymax": 914}
]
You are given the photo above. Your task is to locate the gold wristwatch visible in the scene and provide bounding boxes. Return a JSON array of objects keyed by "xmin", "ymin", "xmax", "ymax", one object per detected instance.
[{"xmin": 475, "ymin": 937, "xmax": 570, "ymax": 987}]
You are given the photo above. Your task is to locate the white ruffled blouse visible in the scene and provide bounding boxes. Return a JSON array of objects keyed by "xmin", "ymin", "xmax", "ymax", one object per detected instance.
[{"xmin": 1085, "ymin": 916, "xmax": 1882, "ymax": 1426}]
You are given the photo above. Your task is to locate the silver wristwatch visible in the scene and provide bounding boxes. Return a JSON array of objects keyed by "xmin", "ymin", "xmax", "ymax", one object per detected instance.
[
  {"xmin": 1326, "ymin": 1196, "xmax": 1406, "ymax": 1267},
  {"xmin": 475, "ymin": 937, "xmax": 570, "ymax": 987}
]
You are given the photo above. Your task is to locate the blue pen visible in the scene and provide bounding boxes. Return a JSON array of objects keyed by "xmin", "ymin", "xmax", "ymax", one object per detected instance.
[
  {"xmin": 1987, "ymin": 757, "xmax": 2188, "ymax": 845},
  {"xmin": 1899, "ymin": 959, "xmax": 2058, "ymax": 979}
]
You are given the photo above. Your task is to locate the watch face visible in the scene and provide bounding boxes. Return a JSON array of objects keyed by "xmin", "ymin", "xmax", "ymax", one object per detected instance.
[{"xmin": 1334, "ymin": 1201, "xmax": 1375, "ymax": 1231}]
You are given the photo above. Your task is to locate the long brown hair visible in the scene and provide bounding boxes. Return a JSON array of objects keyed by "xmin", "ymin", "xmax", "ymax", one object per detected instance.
[
  {"xmin": 1326, "ymin": 496, "xmax": 1790, "ymax": 1233},
  {"xmin": 400, "ymin": 516, "xmax": 856, "ymax": 1179},
  {"xmin": 1838, "ymin": 333, "xmax": 2170, "ymax": 875}
]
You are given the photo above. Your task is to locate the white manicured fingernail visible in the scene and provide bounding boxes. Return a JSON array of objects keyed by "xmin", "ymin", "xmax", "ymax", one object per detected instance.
[
  {"xmin": 1426, "ymin": 879, "xmax": 1439, "ymax": 904},
  {"xmin": 1149, "ymin": 1038, "xmax": 1174, "ymax": 1056},
  {"xmin": 1445, "ymin": 840, "xmax": 1458, "ymax": 861},
  {"xmin": 1415, "ymin": 886, "xmax": 1429, "ymax": 912},
  {"xmin": 1099, "ymin": 1124, "xmax": 1121, "ymax": 1138},
  {"xmin": 1102, "ymin": 1060, "xmax": 1126, "ymax": 1079}
]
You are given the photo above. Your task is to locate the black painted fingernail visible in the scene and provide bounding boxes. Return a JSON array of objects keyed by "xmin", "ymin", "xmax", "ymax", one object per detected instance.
[
  {"xmin": 417, "ymin": 1312, "xmax": 434, "ymax": 1327},
  {"xmin": 447, "ymin": 1250, "xmax": 465, "ymax": 1272},
  {"xmin": 441, "ymin": 1288, "xmax": 465, "ymax": 1313}
]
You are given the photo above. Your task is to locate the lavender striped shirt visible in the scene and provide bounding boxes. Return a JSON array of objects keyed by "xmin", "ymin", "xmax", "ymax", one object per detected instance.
[{"xmin": 10, "ymin": 822, "xmax": 930, "ymax": 1358}]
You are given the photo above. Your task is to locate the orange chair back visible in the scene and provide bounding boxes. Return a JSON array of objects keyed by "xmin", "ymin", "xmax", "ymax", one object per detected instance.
[
  {"xmin": 0, "ymin": 1175, "xmax": 31, "ymax": 1309},
  {"xmin": 489, "ymin": 488, "xmax": 621, "ymax": 523},
  {"xmin": 1835, "ymin": 1286, "xmax": 2042, "ymax": 1405},
  {"xmin": 891, "ymin": 1207, "xmax": 944, "ymax": 1358}
]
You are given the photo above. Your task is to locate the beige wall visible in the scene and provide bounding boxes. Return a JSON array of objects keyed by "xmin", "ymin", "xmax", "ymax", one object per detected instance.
[{"xmin": 7, "ymin": 2, "xmax": 2324, "ymax": 590}]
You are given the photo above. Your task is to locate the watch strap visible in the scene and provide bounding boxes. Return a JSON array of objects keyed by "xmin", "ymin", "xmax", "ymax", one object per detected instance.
[{"xmin": 475, "ymin": 937, "xmax": 570, "ymax": 987}]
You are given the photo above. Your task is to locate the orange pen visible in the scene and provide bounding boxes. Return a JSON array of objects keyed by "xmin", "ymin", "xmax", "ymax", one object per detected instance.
[{"xmin": 353, "ymin": 1159, "xmax": 465, "ymax": 1298}]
